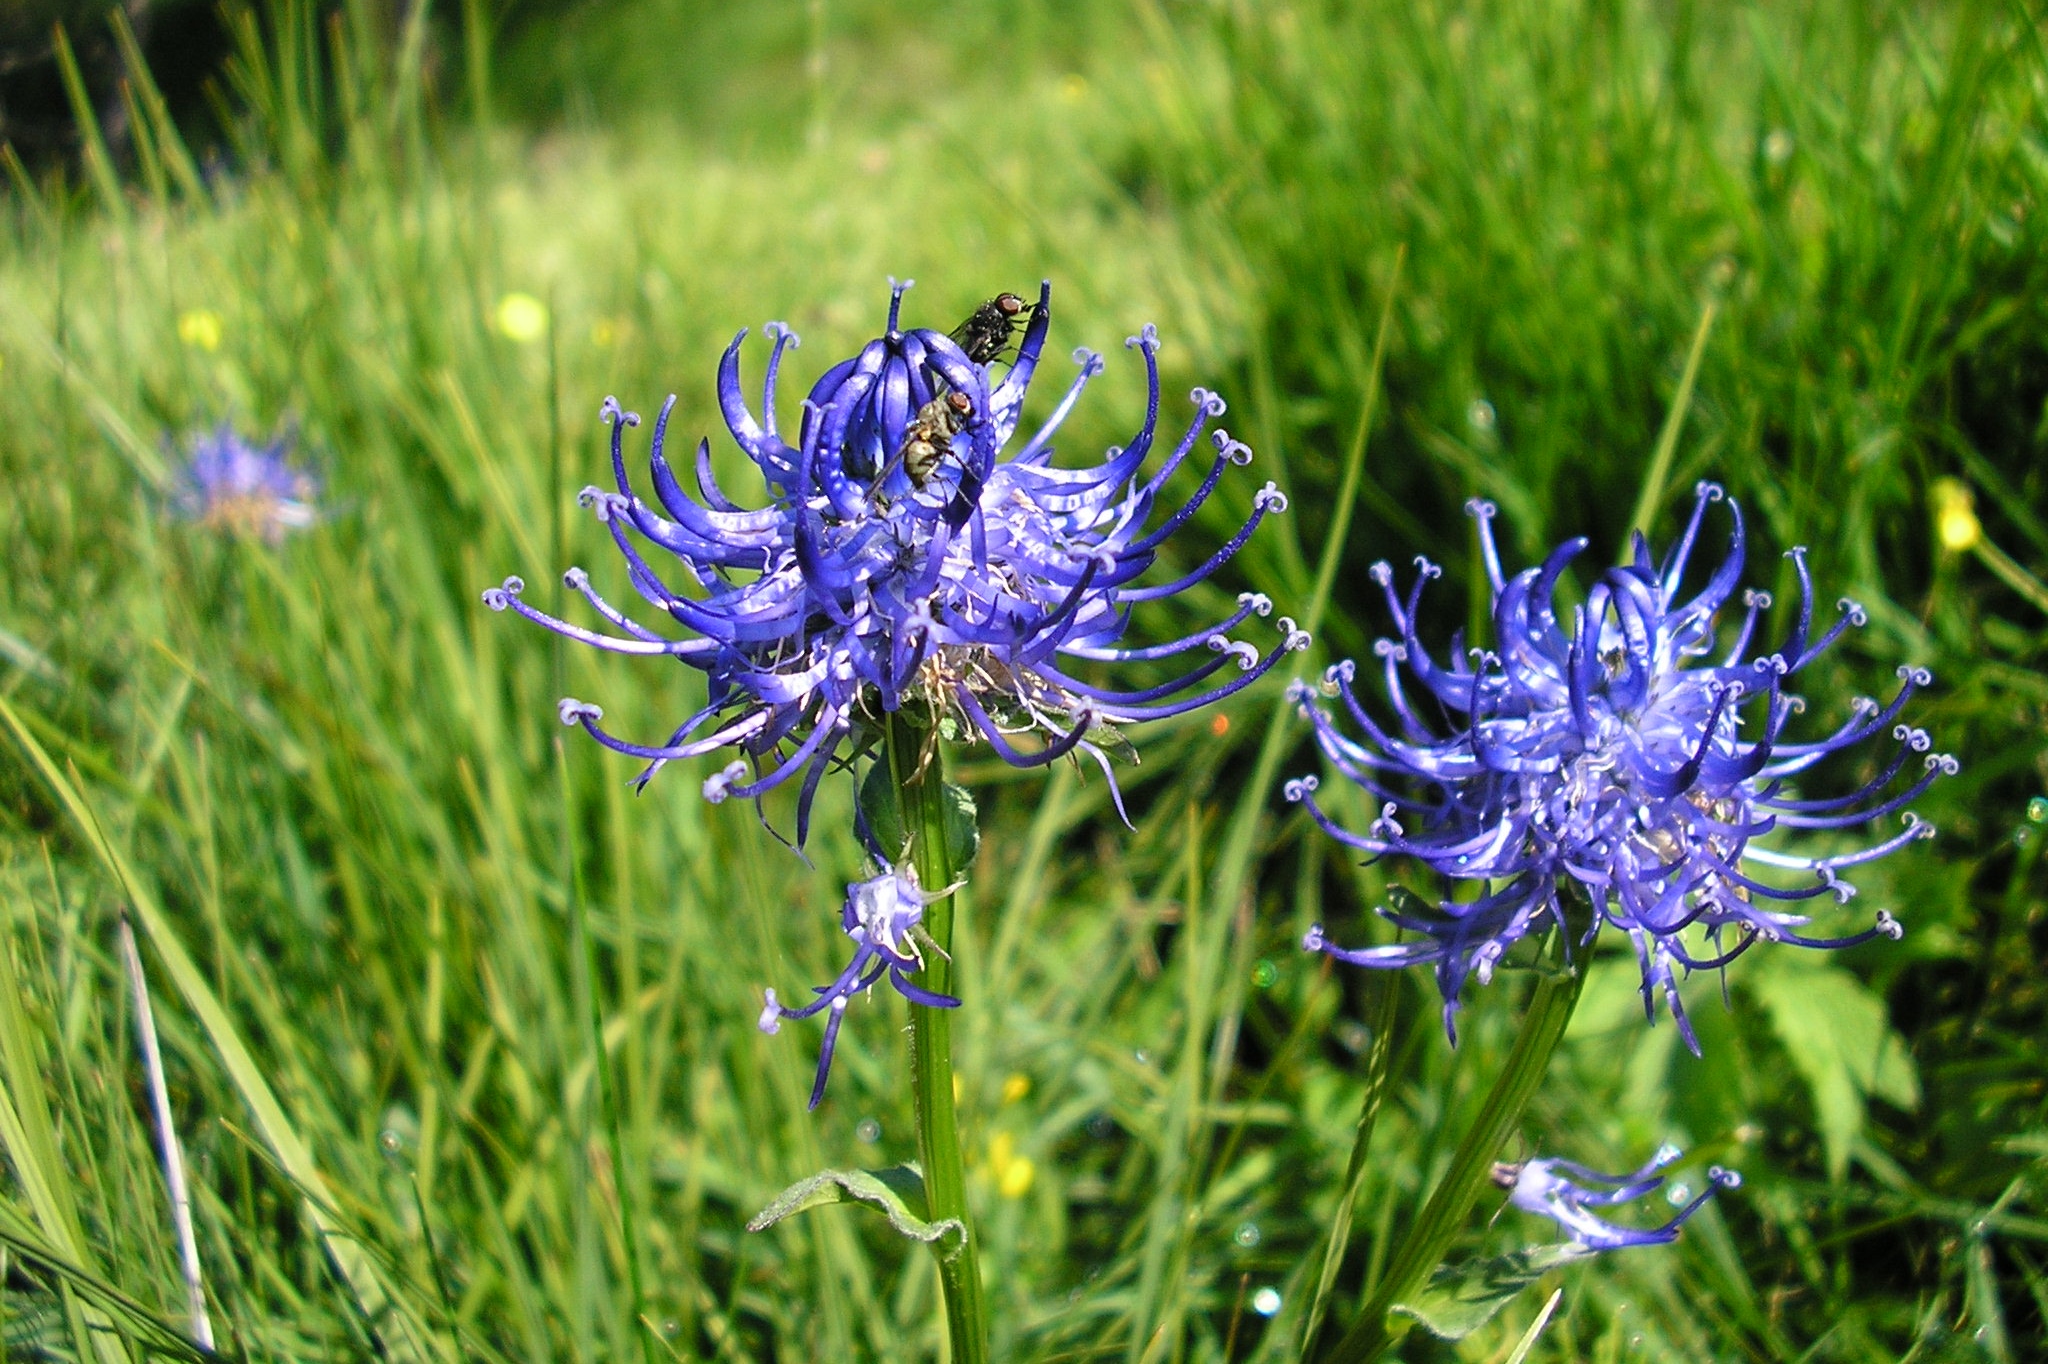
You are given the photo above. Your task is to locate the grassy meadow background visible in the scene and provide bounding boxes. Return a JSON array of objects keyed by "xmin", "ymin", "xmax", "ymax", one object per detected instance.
[{"xmin": 0, "ymin": 0, "xmax": 2045, "ymax": 1358}]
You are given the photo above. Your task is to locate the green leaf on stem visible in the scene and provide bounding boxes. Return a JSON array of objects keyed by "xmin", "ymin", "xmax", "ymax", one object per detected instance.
[
  {"xmin": 745, "ymin": 1163, "xmax": 967, "ymax": 1261},
  {"xmin": 1390, "ymin": 1243, "xmax": 1593, "ymax": 1340},
  {"xmin": 859, "ymin": 760, "xmax": 980, "ymax": 871}
]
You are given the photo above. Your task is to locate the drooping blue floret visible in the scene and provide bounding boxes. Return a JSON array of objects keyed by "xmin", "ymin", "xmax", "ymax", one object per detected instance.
[
  {"xmin": 1291, "ymin": 484, "xmax": 1951, "ymax": 1046},
  {"xmin": 486, "ymin": 280, "xmax": 1306, "ymax": 843},
  {"xmin": 173, "ymin": 423, "xmax": 317, "ymax": 542},
  {"xmin": 1496, "ymin": 1144, "xmax": 1740, "ymax": 1250},
  {"xmin": 758, "ymin": 862, "xmax": 960, "ymax": 1109}
]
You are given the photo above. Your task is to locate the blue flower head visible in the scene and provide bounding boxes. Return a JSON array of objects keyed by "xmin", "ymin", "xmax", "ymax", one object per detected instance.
[
  {"xmin": 487, "ymin": 280, "xmax": 1306, "ymax": 843},
  {"xmin": 1291, "ymin": 485, "xmax": 1952, "ymax": 1046},
  {"xmin": 759, "ymin": 861, "xmax": 960, "ymax": 1109},
  {"xmin": 1495, "ymin": 1144, "xmax": 1740, "ymax": 1250},
  {"xmin": 173, "ymin": 423, "xmax": 317, "ymax": 542}
]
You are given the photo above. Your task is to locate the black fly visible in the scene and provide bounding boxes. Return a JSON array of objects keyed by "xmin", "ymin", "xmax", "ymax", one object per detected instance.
[{"xmin": 949, "ymin": 292, "xmax": 1033, "ymax": 366}]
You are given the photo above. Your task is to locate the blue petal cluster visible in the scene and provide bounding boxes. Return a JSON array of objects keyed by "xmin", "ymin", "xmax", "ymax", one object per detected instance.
[
  {"xmin": 758, "ymin": 862, "xmax": 959, "ymax": 1109},
  {"xmin": 486, "ymin": 281, "xmax": 1305, "ymax": 841},
  {"xmin": 1290, "ymin": 484, "xmax": 1951, "ymax": 1045},
  {"xmin": 1496, "ymin": 1144, "xmax": 1739, "ymax": 1250},
  {"xmin": 173, "ymin": 423, "xmax": 317, "ymax": 542}
]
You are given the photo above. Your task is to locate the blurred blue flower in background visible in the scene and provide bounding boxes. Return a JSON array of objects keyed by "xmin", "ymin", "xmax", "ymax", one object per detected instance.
[
  {"xmin": 1496, "ymin": 1144, "xmax": 1740, "ymax": 1250},
  {"xmin": 173, "ymin": 422, "xmax": 317, "ymax": 543},
  {"xmin": 758, "ymin": 861, "xmax": 959, "ymax": 1109},
  {"xmin": 488, "ymin": 280, "xmax": 1305, "ymax": 842},
  {"xmin": 1291, "ymin": 483, "xmax": 1951, "ymax": 1045}
]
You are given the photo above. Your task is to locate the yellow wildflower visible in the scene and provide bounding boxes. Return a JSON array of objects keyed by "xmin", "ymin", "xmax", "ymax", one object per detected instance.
[
  {"xmin": 494, "ymin": 292, "xmax": 550, "ymax": 343},
  {"xmin": 177, "ymin": 309, "xmax": 223, "ymax": 352},
  {"xmin": 1932, "ymin": 478, "xmax": 1981, "ymax": 553}
]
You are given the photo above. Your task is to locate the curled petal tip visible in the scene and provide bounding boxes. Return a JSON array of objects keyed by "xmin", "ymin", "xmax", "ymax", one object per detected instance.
[
  {"xmin": 1214, "ymin": 431, "xmax": 1254, "ymax": 465},
  {"xmin": 1326, "ymin": 658, "xmax": 1357, "ymax": 683},
  {"xmin": 1283, "ymin": 775, "xmax": 1319, "ymax": 802},
  {"xmin": 1874, "ymin": 909, "xmax": 1903, "ymax": 939},
  {"xmin": 1125, "ymin": 323, "xmax": 1161, "ymax": 351},
  {"xmin": 1190, "ymin": 386, "xmax": 1228, "ymax": 417},
  {"xmin": 481, "ymin": 576, "xmax": 525, "ymax": 610},
  {"xmin": 702, "ymin": 760, "xmax": 748, "ymax": 803},
  {"xmin": 557, "ymin": 698, "xmax": 602, "ymax": 725},
  {"xmin": 1708, "ymin": 1166, "xmax": 1742, "ymax": 1189},
  {"xmin": 758, "ymin": 990, "xmax": 783, "ymax": 1033},
  {"xmin": 1254, "ymin": 482, "xmax": 1289, "ymax": 513},
  {"xmin": 1238, "ymin": 591, "xmax": 1274, "ymax": 615},
  {"xmin": 1696, "ymin": 480, "xmax": 1726, "ymax": 501},
  {"xmin": 1928, "ymin": 753, "xmax": 1960, "ymax": 775},
  {"xmin": 1211, "ymin": 637, "xmax": 1261, "ymax": 670},
  {"xmin": 562, "ymin": 566, "xmax": 589, "ymax": 589},
  {"xmin": 1301, "ymin": 922, "xmax": 1327, "ymax": 950},
  {"xmin": 1464, "ymin": 498, "xmax": 1497, "ymax": 519},
  {"xmin": 1368, "ymin": 561, "xmax": 1394, "ymax": 586},
  {"xmin": 1897, "ymin": 664, "xmax": 1933, "ymax": 686}
]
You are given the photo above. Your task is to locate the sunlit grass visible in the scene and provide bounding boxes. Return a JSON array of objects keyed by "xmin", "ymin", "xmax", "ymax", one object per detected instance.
[{"xmin": 0, "ymin": 1, "xmax": 2042, "ymax": 1360}]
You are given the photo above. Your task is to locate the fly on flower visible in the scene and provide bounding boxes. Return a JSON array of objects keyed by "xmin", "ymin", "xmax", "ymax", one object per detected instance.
[
  {"xmin": 759, "ymin": 861, "xmax": 960, "ymax": 1109},
  {"xmin": 1290, "ymin": 484, "xmax": 1952, "ymax": 1046},
  {"xmin": 1494, "ymin": 1144, "xmax": 1740, "ymax": 1251},
  {"xmin": 486, "ymin": 279, "xmax": 1307, "ymax": 843},
  {"xmin": 172, "ymin": 423, "xmax": 318, "ymax": 543}
]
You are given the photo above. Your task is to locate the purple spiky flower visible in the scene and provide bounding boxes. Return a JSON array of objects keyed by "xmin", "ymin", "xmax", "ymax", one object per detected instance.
[
  {"xmin": 759, "ymin": 861, "xmax": 959, "ymax": 1109},
  {"xmin": 1290, "ymin": 484, "xmax": 1951, "ymax": 1046},
  {"xmin": 485, "ymin": 280, "xmax": 1305, "ymax": 843},
  {"xmin": 172, "ymin": 423, "xmax": 317, "ymax": 542},
  {"xmin": 1494, "ymin": 1144, "xmax": 1739, "ymax": 1250}
]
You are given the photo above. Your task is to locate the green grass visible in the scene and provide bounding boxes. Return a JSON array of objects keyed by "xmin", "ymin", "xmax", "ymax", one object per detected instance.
[{"xmin": 0, "ymin": 0, "xmax": 2043, "ymax": 1359}]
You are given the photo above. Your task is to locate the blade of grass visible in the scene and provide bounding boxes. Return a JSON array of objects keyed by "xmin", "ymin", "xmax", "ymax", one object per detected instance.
[
  {"xmin": 117, "ymin": 916, "xmax": 215, "ymax": 1351},
  {"xmin": 1624, "ymin": 298, "xmax": 1719, "ymax": 547},
  {"xmin": 0, "ymin": 696, "xmax": 437, "ymax": 1362}
]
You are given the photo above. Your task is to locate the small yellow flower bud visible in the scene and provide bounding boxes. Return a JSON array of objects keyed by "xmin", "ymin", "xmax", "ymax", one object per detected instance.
[
  {"xmin": 988, "ymin": 1131, "xmax": 1035, "ymax": 1198},
  {"xmin": 1001, "ymin": 1073, "xmax": 1030, "ymax": 1105},
  {"xmin": 1932, "ymin": 478, "xmax": 1981, "ymax": 553},
  {"xmin": 494, "ymin": 292, "xmax": 550, "ymax": 343},
  {"xmin": 998, "ymin": 1154, "xmax": 1035, "ymax": 1199},
  {"xmin": 177, "ymin": 309, "xmax": 223, "ymax": 352}
]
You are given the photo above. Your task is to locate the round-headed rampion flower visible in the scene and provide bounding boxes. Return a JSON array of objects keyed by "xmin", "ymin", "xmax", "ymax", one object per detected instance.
[
  {"xmin": 486, "ymin": 281, "xmax": 1306, "ymax": 842},
  {"xmin": 173, "ymin": 423, "xmax": 317, "ymax": 542},
  {"xmin": 759, "ymin": 861, "xmax": 959, "ymax": 1109},
  {"xmin": 1493, "ymin": 1144, "xmax": 1740, "ymax": 1250},
  {"xmin": 1290, "ymin": 483, "xmax": 1952, "ymax": 1045}
]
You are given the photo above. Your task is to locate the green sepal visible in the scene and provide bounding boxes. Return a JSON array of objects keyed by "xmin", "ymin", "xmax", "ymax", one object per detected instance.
[
  {"xmin": 1390, "ymin": 1243, "xmax": 1593, "ymax": 1340},
  {"xmin": 745, "ymin": 1163, "xmax": 967, "ymax": 1261},
  {"xmin": 1084, "ymin": 720, "xmax": 1140, "ymax": 767},
  {"xmin": 858, "ymin": 761, "xmax": 980, "ymax": 871}
]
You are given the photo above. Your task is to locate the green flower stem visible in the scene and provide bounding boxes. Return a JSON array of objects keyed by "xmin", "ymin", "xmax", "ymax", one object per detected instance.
[
  {"xmin": 1301, "ymin": 970, "xmax": 1402, "ymax": 1358},
  {"xmin": 1318, "ymin": 926, "xmax": 1590, "ymax": 1364},
  {"xmin": 887, "ymin": 716, "xmax": 988, "ymax": 1364}
]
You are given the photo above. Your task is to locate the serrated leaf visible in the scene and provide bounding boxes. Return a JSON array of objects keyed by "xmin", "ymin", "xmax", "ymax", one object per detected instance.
[
  {"xmin": 745, "ymin": 1164, "xmax": 966, "ymax": 1260},
  {"xmin": 1748, "ymin": 952, "xmax": 1919, "ymax": 1181},
  {"xmin": 1390, "ymin": 1243, "xmax": 1594, "ymax": 1340}
]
